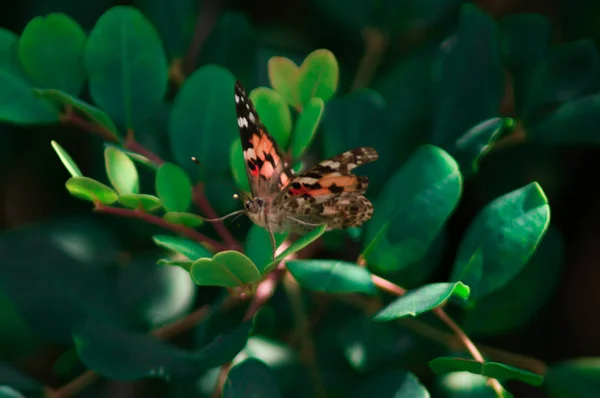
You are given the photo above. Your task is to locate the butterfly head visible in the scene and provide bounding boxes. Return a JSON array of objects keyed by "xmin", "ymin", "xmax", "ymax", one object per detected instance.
[{"xmin": 242, "ymin": 196, "xmax": 268, "ymax": 226}]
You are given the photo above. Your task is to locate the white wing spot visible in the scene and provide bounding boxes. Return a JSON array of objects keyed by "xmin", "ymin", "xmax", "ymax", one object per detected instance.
[
  {"xmin": 235, "ymin": 94, "xmax": 240, "ymax": 103},
  {"xmin": 238, "ymin": 117, "xmax": 248, "ymax": 128},
  {"xmin": 249, "ymin": 112, "xmax": 256, "ymax": 122},
  {"xmin": 246, "ymin": 148, "xmax": 256, "ymax": 160}
]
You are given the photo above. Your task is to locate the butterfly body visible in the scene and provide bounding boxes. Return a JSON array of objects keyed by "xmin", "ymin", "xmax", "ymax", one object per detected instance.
[{"xmin": 234, "ymin": 81, "xmax": 378, "ymax": 254}]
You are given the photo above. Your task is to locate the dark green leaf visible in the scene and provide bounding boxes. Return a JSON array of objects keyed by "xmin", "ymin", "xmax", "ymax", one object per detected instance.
[
  {"xmin": 291, "ymin": 97, "xmax": 324, "ymax": 158},
  {"xmin": 287, "ymin": 260, "xmax": 376, "ymax": 295},
  {"xmin": 224, "ymin": 358, "xmax": 281, "ymax": 398},
  {"xmin": 429, "ymin": 357, "xmax": 543, "ymax": 387},
  {"xmin": 0, "ymin": 28, "xmax": 19, "ymax": 73},
  {"xmin": 451, "ymin": 182, "xmax": 550, "ymax": 301},
  {"xmin": 364, "ymin": 145, "xmax": 462, "ymax": 273},
  {"xmin": 51, "ymin": 140, "xmax": 83, "ymax": 177},
  {"xmin": 191, "ymin": 251, "xmax": 261, "ymax": 287},
  {"xmin": 66, "ymin": 176, "xmax": 118, "ymax": 205},
  {"xmin": 374, "ymin": 282, "xmax": 470, "ymax": 321},
  {"xmin": 135, "ymin": 0, "xmax": 195, "ymax": 58},
  {"xmin": 463, "ymin": 227, "xmax": 564, "ymax": 335},
  {"xmin": 118, "ymin": 194, "xmax": 161, "ymax": 211},
  {"xmin": 230, "ymin": 139, "xmax": 251, "ymax": 192},
  {"xmin": 35, "ymin": 89, "xmax": 120, "ymax": 139},
  {"xmin": 349, "ymin": 370, "xmax": 429, "ymax": 398},
  {"xmin": 0, "ymin": 69, "xmax": 58, "ymax": 124},
  {"xmin": 157, "ymin": 259, "xmax": 192, "ymax": 272},
  {"xmin": 545, "ymin": 358, "xmax": 600, "ymax": 398},
  {"xmin": 105, "ymin": 147, "xmax": 139, "ymax": 195},
  {"xmin": 268, "ymin": 56, "xmax": 300, "ymax": 109},
  {"xmin": 85, "ymin": 5, "xmax": 168, "ymax": 129},
  {"xmin": 263, "ymin": 224, "xmax": 327, "ymax": 274},
  {"xmin": 297, "ymin": 49, "xmax": 338, "ymax": 105},
  {"xmin": 18, "ymin": 13, "xmax": 86, "ymax": 95},
  {"xmin": 433, "ymin": 4, "xmax": 504, "ymax": 148},
  {"xmin": 245, "ymin": 224, "xmax": 288, "ymax": 274},
  {"xmin": 153, "ymin": 235, "xmax": 211, "ymax": 260},
  {"xmin": 249, "ymin": 87, "xmax": 292, "ymax": 150},
  {"xmin": 0, "ymin": 363, "xmax": 42, "ymax": 397},
  {"xmin": 0, "ymin": 386, "xmax": 26, "ymax": 398},
  {"xmin": 163, "ymin": 212, "xmax": 204, "ymax": 228},
  {"xmin": 155, "ymin": 162, "xmax": 192, "ymax": 212},
  {"xmin": 169, "ymin": 65, "xmax": 237, "ymax": 179}
]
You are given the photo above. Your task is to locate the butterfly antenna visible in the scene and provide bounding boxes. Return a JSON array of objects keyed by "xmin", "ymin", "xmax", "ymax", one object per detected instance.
[{"xmin": 197, "ymin": 209, "xmax": 246, "ymax": 223}]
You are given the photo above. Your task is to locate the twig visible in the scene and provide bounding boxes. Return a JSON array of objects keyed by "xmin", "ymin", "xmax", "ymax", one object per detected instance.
[
  {"xmin": 64, "ymin": 113, "xmax": 118, "ymax": 144},
  {"xmin": 183, "ymin": 0, "xmax": 222, "ymax": 75},
  {"xmin": 50, "ymin": 305, "xmax": 212, "ymax": 398},
  {"xmin": 93, "ymin": 204, "xmax": 226, "ymax": 251},
  {"xmin": 124, "ymin": 131, "xmax": 165, "ymax": 166},
  {"xmin": 192, "ymin": 185, "xmax": 242, "ymax": 251},
  {"xmin": 351, "ymin": 27, "xmax": 388, "ymax": 91}
]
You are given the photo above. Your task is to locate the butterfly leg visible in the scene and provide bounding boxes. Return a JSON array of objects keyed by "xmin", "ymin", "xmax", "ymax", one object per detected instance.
[{"xmin": 267, "ymin": 223, "xmax": 277, "ymax": 260}]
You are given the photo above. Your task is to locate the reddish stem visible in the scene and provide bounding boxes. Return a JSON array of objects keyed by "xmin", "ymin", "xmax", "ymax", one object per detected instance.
[
  {"xmin": 124, "ymin": 135, "xmax": 165, "ymax": 166},
  {"xmin": 192, "ymin": 185, "xmax": 242, "ymax": 251}
]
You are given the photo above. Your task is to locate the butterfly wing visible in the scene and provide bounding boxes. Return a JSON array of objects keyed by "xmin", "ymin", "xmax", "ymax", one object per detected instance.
[
  {"xmin": 272, "ymin": 147, "xmax": 378, "ymax": 229},
  {"xmin": 235, "ymin": 81, "xmax": 294, "ymax": 199}
]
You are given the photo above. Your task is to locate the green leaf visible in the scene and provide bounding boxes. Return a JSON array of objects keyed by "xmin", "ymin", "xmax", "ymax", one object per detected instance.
[
  {"xmin": 230, "ymin": 139, "xmax": 251, "ymax": 192},
  {"xmin": 18, "ymin": 13, "xmax": 86, "ymax": 95},
  {"xmin": 85, "ymin": 5, "xmax": 168, "ymax": 129},
  {"xmin": 364, "ymin": 145, "xmax": 462, "ymax": 273},
  {"xmin": 437, "ymin": 372, "xmax": 502, "ymax": 398},
  {"xmin": 105, "ymin": 147, "xmax": 139, "ymax": 195},
  {"xmin": 245, "ymin": 224, "xmax": 288, "ymax": 274},
  {"xmin": 223, "ymin": 358, "xmax": 281, "ymax": 398},
  {"xmin": 348, "ymin": 370, "xmax": 429, "ymax": 398},
  {"xmin": 463, "ymin": 227, "xmax": 564, "ymax": 335},
  {"xmin": 291, "ymin": 97, "xmax": 324, "ymax": 158},
  {"xmin": 0, "ymin": 28, "xmax": 19, "ymax": 72},
  {"xmin": 374, "ymin": 282, "xmax": 470, "ymax": 321},
  {"xmin": 74, "ymin": 318, "xmax": 251, "ymax": 380},
  {"xmin": 35, "ymin": 89, "xmax": 119, "ymax": 140},
  {"xmin": 545, "ymin": 358, "xmax": 600, "ymax": 398},
  {"xmin": 268, "ymin": 56, "xmax": 300, "ymax": 109},
  {"xmin": 429, "ymin": 357, "xmax": 544, "ymax": 387},
  {"xmin": 249, "ymin": 87, "xmax": 292, "ymax": 150},
  {"xmin": 153, "ymin": 235, "xmax": 211, "ymax": 260},
  {"xmin": 66, "ymin": 176, "xmax": 118, "ymax": 205},
  {"xmin": 155, "ymin": 162, "xmax": 192, "ymax": 212},
  {"xmin": 286, "ymin": 260, "xmax": 376, "ymax": 295},
  {"xmin": 191, "ymin": 251, "xmax": 261, "ymax": 287},
  {"xmin": 51, "ymin": 140, "xmax": 83, "ymax": 177},
  {"xmin": 0, "ymin": 69, "xmax": 58, "ymax": 124},
  {"xmin": 118, "ymin": 194, "xmax": 161, "ymax": 211},
  {"xmin": 169, "ymin": 65, "xmax": 237, "ymax": 179},
  {"xmin": 262, "ymin": 224, "xmax": 327, "ymax": 274},
  {"xmin": 451, "ymin": 118, "xmax": 511, "ymax": 176},
  {"xmin": 433, "ymin": 4, "xmax": 504, "ymax": 148},
  {"xmin": 451, "ymin": 182, "xmax": 550, "ymax": 301},
  {"xmin": 297, "ymin": 49, "xmax": 339, "ymax": 105},
  {"xmin": 157, "ymin": 259, "xmax": 193, "ymax": 272},
  {"xmin": 0, "ymin": 363, "xmax": 42, "ymax": 397},
  {"xmin": 104, "ymin": 143, "xmax": 154, "ymax": 168},
  {"xmin": 0, "ymin": 386, "xmax": 26, "ymax": 398},
  {"xmin": 163, "ymin": 212, "xmax": 204, "ymax": 228}
]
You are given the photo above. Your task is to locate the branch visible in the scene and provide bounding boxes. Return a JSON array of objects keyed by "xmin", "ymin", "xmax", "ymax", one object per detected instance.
[
  {"xmin": 93, "ymin": 204, "xmax": 226, "ymax": 251},
  {"xmin": 183, "ymin": 0, "xmax": 222, "ymax": 75},
  {"xmin": 192, "ymin": 185, "xmax": 242, "ymax": 251},
  {"xmin": 351, "ymin": 27, "xmax": 388, "ymax": 91}
]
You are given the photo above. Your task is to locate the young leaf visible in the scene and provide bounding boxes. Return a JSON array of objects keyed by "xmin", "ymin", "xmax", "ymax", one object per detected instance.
[
  {"xmin": 35, "ymin": 89, "xmax": 120, "ymax": 139},
  {"xmin": 169, "ymin": 65, "xmax": 237, "ymax": 179},
  {"xmin": 245, "ymin": 224, "xmax": 288, "ymax": 274},
  {"xmin": 163, "ymin": 212, "xmax": 204, "ymax": 228},
  {"xmin": 152, "ymin": 235, "xmax": 211, "ymax": 260},
  {"xmin": 429, "ymin": 357, "xmax": 544, "ymax": 387},
  {"xmin": 249, "ymin": 87, "xmax": 292, "ymax": 150},
  {"xmin": 18, "ymin": 13, "xmax": 86, "ymax": 95},
  {"xmin": 223, "ymin": 358, "xmax": 281, "ymax": 398},
  {"xmin": 85, "ymin": 6, "xmax": 168, "ymax": 129},
  {"xmin": 155, "ymin": 162, "xmax": 192, "ymax": 212},
  {"xmin": 230, "ymin": 139, "xmax": 251, "ymax": 192},
  {"xmin": 66, "ymin": 176, "xmax": 118, "ymax": 205},
  {"xmin": 262, "ymin": 224, "xmax": 327, "ymax": 274},
  {"xmin": 374, "ymin": 282, "xmax": 470, "ymax": 321},
  {"xmin": 51, "ymin": 140, "xmax": 83, "ymax": 177},
  {"xmin": 118, "ymin": 194, "xmax": 161, "ymax": 211},
  {"xmin": 157, "ymin": 259, "xmax": 193, "ymax": 272},
  {"xmin": 348, "ymin": 370, "xmax": 429, "ymax": 398},
  {"xmin": 0, "ymin": 70, "xmax": 58, "ymax": 124},
  {"xmin": 451, "ymin": 182, "xmax": 550, "ymax": 301},
  {"xmin": 432, "ymin": 4, "xmax": 504, "ymax": 148},
  {"xmin": 191, "ymin": 251, "xmax": 261, "ymax": 287},
  {"xmin": 286, "ymin": 260, "xmax": 377, "ymax": 295},
  {"xmin": 268, "ymin": 56, "xmax": 300, "ymax": 109},
  {"xmin": 297, "ymin": 49, "xmax": 339, "ymax": 105},
  {"xmin": 545, "ymin": 358, "xmax": 600, "ymax": 398},
  {"xmin": 105, "ymin": 147, "xmax": 139, "ymax": 195},
  {"xmin": 291, "ymin": 97, "xmax": 324, "ymax": 158},
  {"xmin": 364, "ymin": 145, "xmax": 462, "ymax": 274}
]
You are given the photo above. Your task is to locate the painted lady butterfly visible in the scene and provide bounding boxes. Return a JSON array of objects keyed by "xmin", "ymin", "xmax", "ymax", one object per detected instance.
[{"xmin": 204, "ymin": 81, "xmax": 378, "ymax": 257}]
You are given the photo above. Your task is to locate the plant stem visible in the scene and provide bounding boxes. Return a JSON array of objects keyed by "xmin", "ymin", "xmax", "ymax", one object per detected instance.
[
  {"xmin": 65, "ymin": 113, "xmax": 118, "ymax": 143},
  {"xmin": 183, "ymin": 0, "xmax": 221, "ymax": 75},
  {"xmin": 351, "ymin": 27, "xmax": 388, "ymax": 91},
  {"xmin": 50, "ymin": 305, "xmax": 212, "ymax": 398},
  {"xmin": 124, "ymin": 133, "xmax": 165, "ymax": 166},
  {"xmin": 93, "ymin": 204, "xmax": 226, "ymax": 251},
  {"xmin": 192, "ymin": 185, "xmax": 242, "ymax": 251}
]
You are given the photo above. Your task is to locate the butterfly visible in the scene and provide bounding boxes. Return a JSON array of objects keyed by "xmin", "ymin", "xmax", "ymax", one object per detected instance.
[{"xmin": 202, "ymin": 80, "xmax": 378, "ymax": 257}]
